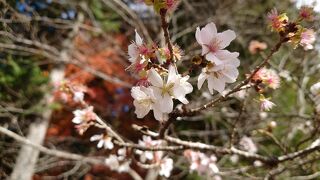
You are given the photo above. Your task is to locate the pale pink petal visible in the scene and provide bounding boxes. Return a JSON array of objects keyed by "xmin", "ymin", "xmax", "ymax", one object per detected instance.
[
  {"xmin": 206, "ymin": 53, "xmax": 223, "ymax": 65},
  {"xmin": 208, "ymin": 77, "xmax": 225, "ymax": 94},
  {"xmin": 128, "ymin": 43, "xmax": 139, "ymax": 63},
  {"xmin": 222, "ymin": 66, "xmax": 239, "ymax": 83},
  {"xmin": 217, "ymin": 30, "xmax": 236, "ymax": 49}
]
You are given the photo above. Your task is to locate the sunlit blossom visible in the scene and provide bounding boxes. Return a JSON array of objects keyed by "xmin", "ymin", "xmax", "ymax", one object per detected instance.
[
  {"xmin": 147, "ymin": 65, "xmax": 193, "ymax": 120},
  {"xmin": 72, "ymin": 106, "xmax": 96, "ymax": 124},
  {"xmin": 90, "ymin": 134, "xmax": 114, "ymax": 149},
  {"xmin": 184, "ymin": 150, "xmax": 220, "ymax": 177},
  {"xmin": 196, "ymin": 22, "xmax": 237, "ymax": 65},
  {"xmin": 198, "ymin": 53, "xmax": 240, "ymax": 94},
  {"xmin": 300, "ymin": 29, "xmax": 316, "ymax": 50}
]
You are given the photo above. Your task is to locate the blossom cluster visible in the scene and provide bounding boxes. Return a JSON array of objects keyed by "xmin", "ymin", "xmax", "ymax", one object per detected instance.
[
  {"xmin": 105, "ymin": 148, "xmax": 131, "ymax": 173},
  {"xmin": 183, "ymin": 150, "xmax": 220, "ymax": 179},
  {"xmin": 196, "ymin": 22, "xmax": 240, "ymax": 94},
  {"xmin": 129, "ymin": 31, "xmax": 193, "ymax": 121},
  {"xmin": 129, "ymin": 22, "xmax": 242, "ymax": 121},
  {"xmin": 267, "ymin": 8, "xmax": 316, "ymax": 50},
  {"xmin": 135, "ymin": 136, "xmax": 173, "ymax": 177}
]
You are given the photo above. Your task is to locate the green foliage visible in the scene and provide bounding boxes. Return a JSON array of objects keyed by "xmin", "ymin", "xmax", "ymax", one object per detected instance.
[
  {"xmin": 0, "ymin": 55, "xmax": 48, "ymax": 105},
  {"xmin": 89, "ymin": 0, "xmax": 121, "ymax": 32}
]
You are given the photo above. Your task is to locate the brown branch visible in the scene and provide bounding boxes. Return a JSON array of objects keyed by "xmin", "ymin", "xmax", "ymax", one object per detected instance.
[
  {"xmin": 160, "ymin": 9, "xmax": 174, "ymax": 63},
  {"xmin": 133, "ymin": 124, "xmax": 320, "ymax": 166}
]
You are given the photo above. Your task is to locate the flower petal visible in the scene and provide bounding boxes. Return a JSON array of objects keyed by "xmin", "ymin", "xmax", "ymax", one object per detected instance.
[
  {"xmin": 148, "ymin": 68, "xmax": 163, "ymax": 87},
  {"xmin": 198, "ymin": 71, "xmax": 207, "ymax": 89},
  {"xmin": 135, "ymin": 30, "xmax": 143, "ymax": 46},
  {"xmin": 208, "ymin": 77, "xmax": 225, "ymax": 94},
  {"xmin": 217, "ymin": 30, "xmax": 236, "ymax": 49}
]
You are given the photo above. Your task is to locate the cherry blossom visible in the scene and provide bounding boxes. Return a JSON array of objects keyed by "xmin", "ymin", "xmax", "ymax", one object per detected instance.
[
  {"xmin": 196, "ymin": 22, "xmax": 237, "ymax": 65},
  {"xmin": 73, "ymin": 91, "xmax": 84, "ymax": 102},
  {"xmin": 148, "ymin": 65, "xmax": 193, "ymax": 114},
  {"xmin": 72, "ymin": 106, "xmax": 96, "ymax": 124},
  {"xmin": 253, "ymin": 68, "xmax": 280, "ymax": 89},
  {"xmin": 159, "ymin": 157, "xmax": 174, "ymax": 178},
  {"xmin": 248, "ymin": 40, "xmax": 268, "ymax": 54},
  {"xmin": 90, "ymin": 134, "xmax": 114, "ymax": 149},
  {"xmin": 239, "ymin": 136, "xmax": 258, "ymax": 154},
  {"xmin": 105, "ymin": 155, "xmax": 131, "ymax": 173},
  {"xmin": 260, "ymin": 96, "xmax": 276, "ymax": 111},
  {"xmin": 300, "ymin": 29, "xmax": 316, "ymax": 50},
  {"xmin": 184, "ymin": 150, "xmax": 220, "ymax": 178},
  {"xmin": 135, "ymin": 135, "xmax": 164, "ymax": 162},
  {"xmin": 131, "ymin": 86, "xmax": 168, "ymax": 121},
  {"xmin": 197, "ymin": 53, "xmax": 240, "ymax": 94},
  {"xmin": 128, "ymin": 30, "xmax": 144, "ymax": 63}
]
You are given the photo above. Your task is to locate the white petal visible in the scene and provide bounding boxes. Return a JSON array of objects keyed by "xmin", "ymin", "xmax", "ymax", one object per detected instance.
[
  {"xmin": 97, "ymin": 140, "xmax": 104, "ymax": 148},
  {"xmin": 208, "ymin": 77, "xmax": 225, "ymax": 94},
  {"xmin": 133, "ymin": 101, "xmax": 151, "ymax": 118},
  {"xmin": 148, "ymin": 68, "xmax": 163, "ymax": 87},
  {"xmin": 90, "ymin": 135, "xmax": 102, "ymax": 142},
  {"xmin": 135, "ymin": 30, "xmax": 143, "ymax": 46},
  {"xmin": 195, "ymin": 27, "xmax": 203, "ymax": 44},
  {"xmin": 128, "ymin": 43, "xmax": 138, "ymax": 63},
  {"xmin": 217, "ymin": 30, "xmax": 236, "ymax": 49},
  {"xmin": 105, "ymin": 140, "xmax": 114, "ymax": 149},
  {"xmin": 72, "ymin": 117, "xmax": 82, "ymax": 124},
  {"xmin": 167, "ymin": 65, "xmax": 178, "ymax": 84},
  {"xmin": 206, "ymin": 53, "xmax": 223, "ymax": 65},
  {"xmin": 198, "ymin": 71, "xmax": 207, "ymax": 89},
  {"xmin": 159, "ymin": 94, "xmax": 173, "ymax": 113},
  {"xmin": 153, "ymin": 107, "xmax": 168, "ymax": 121},
  {"xmin": 222, "ymin": 66, "xmax": 239, "ymax": 83},
  {"xmin": 131, "ymin": 87, "xmax": 146, "ymax": 100}
]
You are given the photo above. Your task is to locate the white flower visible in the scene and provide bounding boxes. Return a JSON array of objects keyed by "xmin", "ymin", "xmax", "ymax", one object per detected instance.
[
  {"xmin": 105, "ymin": 155, "xmax": 120, "ymax": 170},
  {"xmin": 135, "ymin": 136, "xmax": 163, "ymax": 162},
  {"xmin": 260, "ymin": 98, "xmax": 276, "ymax": 111},
  {"xmin": 239, "ymin": 136, "xmax": 258, "ymax": 154},
  {"xmin": 253, "ymin": 68, "xmax": 280, "ymax": 89},
  {"xmin": 131, "ymin": 86, "xmax": 167, "ymax": 121},
  {"xmin": 72, "ymin": 106, "xmax": 96, "ymax": 124},
  {"xmin": 196, "ymin": 22, "xmax": 237, "ymax": 65},
  {"xmin": 148, "ymin": 65, "xmax": 193, "ymax": 118},
  {"xmin": 184, "ymin": 150, "xmax": 219, "ymax": 176},
  {"xmin": 128, "ymin": 30, "xmax": 144, "ymax": 63},
  {"xmin": 300, "ymin": 29, "xmax": 316, "ymax": 50},
  {"xmin": 159, "ymin": 158, "xmax": 173, "ymax": 178},
  {"xmin": 198, "ymin": 53, "xmax": 240, "ymax": 94},
  {"xmin": 105, "ymin": 152, "xmax": 131, "ymax": 173},
  {"xmin": 90, "ymin": 134, "xmax": 114, "ymax": 149},
  {"xmin": 73, "ymin": 91, "xmax": 84, "ymax": 102}
]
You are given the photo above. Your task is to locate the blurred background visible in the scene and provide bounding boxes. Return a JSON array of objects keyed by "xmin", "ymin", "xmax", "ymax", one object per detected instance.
[{"xmin": 0, "ymin": 0, "xmax": 319, "ymax": 179}]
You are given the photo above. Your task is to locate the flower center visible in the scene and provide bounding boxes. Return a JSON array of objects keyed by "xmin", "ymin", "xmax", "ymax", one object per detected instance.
[
  {"xmin": 206, "ymin": 38, "xmax": 222, "ymax": 52},
  {"xmin": 162, "ymin": 83, "xmax": 174, "ymax": 96},
  {"xmin": 138, "ymin": 98, "xmax": 153, "ymax": 106}
]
